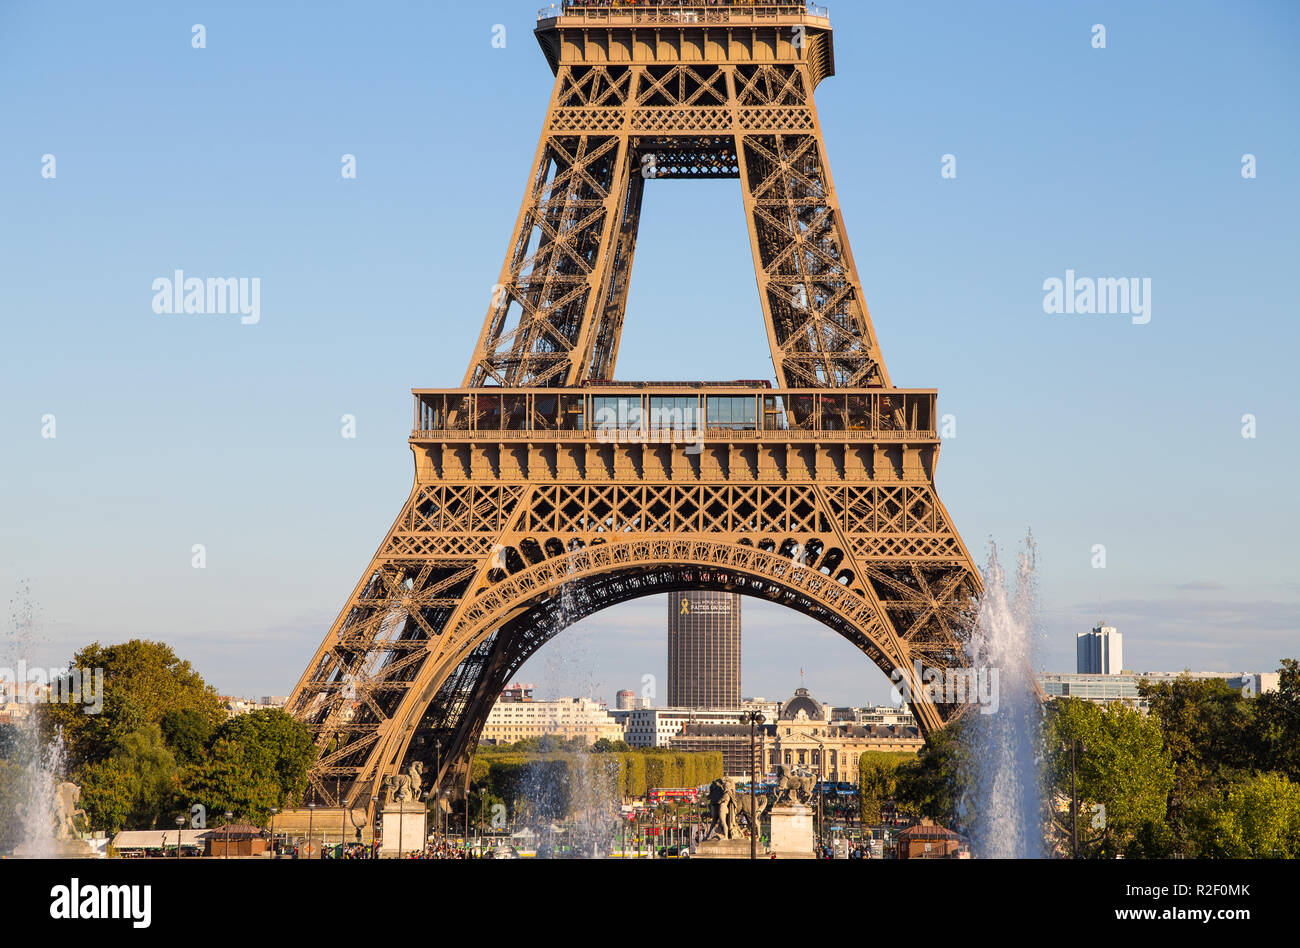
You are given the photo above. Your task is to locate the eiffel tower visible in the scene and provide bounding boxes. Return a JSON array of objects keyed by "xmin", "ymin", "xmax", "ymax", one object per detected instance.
[{"xmin": 287, "ymin": 1, "xmax": 982, "ymax": 812}]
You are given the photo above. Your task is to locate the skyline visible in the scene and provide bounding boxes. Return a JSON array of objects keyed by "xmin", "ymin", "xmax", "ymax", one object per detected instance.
[
  {"xmin": 7, "ymin": 583, "xmax": 1289, "ymax": 711},
  {"xmin": 3, "ymin": 0, "xmax": 1298, "ymax": 709}
]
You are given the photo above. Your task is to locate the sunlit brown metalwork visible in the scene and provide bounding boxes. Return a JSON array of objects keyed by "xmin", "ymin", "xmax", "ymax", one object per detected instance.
[{"xmin": 287, "ymin": 3, "xmax": 981, "ymax": 813}]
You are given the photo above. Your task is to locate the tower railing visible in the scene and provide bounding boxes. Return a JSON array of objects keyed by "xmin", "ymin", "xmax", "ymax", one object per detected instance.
[{"xmin": 537, "ymin": 2, "xmax": 830, "ymax": 25}]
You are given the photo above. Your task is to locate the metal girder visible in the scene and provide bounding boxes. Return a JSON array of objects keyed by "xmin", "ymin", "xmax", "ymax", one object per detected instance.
[{"xmin": 465, "ymin": 13, "xmax": 886, "ymax": 390}]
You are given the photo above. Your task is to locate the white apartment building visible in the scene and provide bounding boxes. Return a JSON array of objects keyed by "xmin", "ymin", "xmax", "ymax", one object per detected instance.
[
  {"xmin": 741, "ymin": 698, "xmax": 783, "ymax": 721},
  {"xmin": 615, "ymin": 707, "xmax": 753, "ymax": 748},
  {"xmin": 482, "ymin": 697, "xmax": 626, "ymax": 745},
  {"xmin": 221, "ymin": 695, "xmax": 288, "ymax": 718},
  {"xmin": 833, "ymin": 705, "xmax": 918, "ymax": 728}
]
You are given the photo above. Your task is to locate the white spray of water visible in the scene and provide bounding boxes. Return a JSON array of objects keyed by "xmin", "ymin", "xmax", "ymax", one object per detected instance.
[
  {"xmin": 963, "ymin": 533, "xmax": 1046, "ymax": 859},
  {"xmin": 15, "ymin": 734, "xmax": 68, "ymax": 858},
  {"xmin": 516, "ymin": 548, "xmax": 621, "ymax": 857},
  {"xmin": 543, "ymin": 548, "xmax": 596, "ymax": 701},
  {"xmin": 4, "ymin": 582, "xmax": 70, "ymax": 857}
]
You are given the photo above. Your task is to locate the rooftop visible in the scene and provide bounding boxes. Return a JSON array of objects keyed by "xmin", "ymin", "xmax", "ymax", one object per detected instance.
[{"xmin": 779, "ymin": 687, "xmax": 824, "ymax": 721}]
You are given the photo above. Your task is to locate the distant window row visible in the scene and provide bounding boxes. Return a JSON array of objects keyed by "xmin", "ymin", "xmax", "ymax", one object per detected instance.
[{"xmin": 590, "ymin": 395, "xmax": 759, "ymax": 431}]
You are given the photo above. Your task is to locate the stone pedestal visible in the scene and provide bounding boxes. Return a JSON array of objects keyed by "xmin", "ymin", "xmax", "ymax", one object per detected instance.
[
  {"xmin": 767, "ymin": 805, "xmax": 815, "ymax": 859},
  {"xmin": 379, "ymin": 802, "xmax": 427, "ymax": 856},
  {"xmin": 692, "ymin": 837, "xmax": 767, "ymax": 859}
]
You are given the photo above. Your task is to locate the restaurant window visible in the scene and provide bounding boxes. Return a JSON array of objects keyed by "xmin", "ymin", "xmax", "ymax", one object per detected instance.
[
  {"xmin": 590, "ymin": 396, "xmax": 642, "ymax": 432},
  {"xmin": 706, "ymin": 395, "xmax": 757, "ymax": 430},
  {"xmin": 476, "ymin": 394, "xmax": 502, "ymax": 429},
  {"xmin": 648, "ymin": 395, "xmax": 699, "ymax": 433},
  {"xmin": 534, "ymin": 395, "xmax": 558, "ymax": 430}
]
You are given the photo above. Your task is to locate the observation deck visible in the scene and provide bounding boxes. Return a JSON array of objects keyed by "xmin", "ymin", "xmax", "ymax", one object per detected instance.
[
  {"xmin": 409, "ymin": 384, "xmax": 941, "ymax": 485},
  {"xmin": 534, "ymin": 1, "xmax": 835, "ymax": 84},
  {"xmin": 414, "ymin": 384, "xmax": 934, "ymax": 441}
]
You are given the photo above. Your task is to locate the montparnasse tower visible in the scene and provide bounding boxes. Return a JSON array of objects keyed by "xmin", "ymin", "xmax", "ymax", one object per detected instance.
[{"xmin": 668, "ymin": 591, "xmax": 742, "ymax": 708}]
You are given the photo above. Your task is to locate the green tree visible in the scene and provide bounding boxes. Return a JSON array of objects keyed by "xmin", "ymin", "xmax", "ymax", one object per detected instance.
[
  {"xmin": 38, "ymin": 640, "xmax": 223, "ymax": 771},
  {"xmin": 179, "ymin": 709, "xmax": 315, "ymax": 824},
  {"xmin": 213, "ymin": 709, "xmax": 315, "ymax": 801},
  {"xmin": 1139, "ymin": 674, "xmax": 1253, "ymax": 785},
  {"xmin": 1046, "ymin": 699, "xmax": 1175, "ymax": 858},
  {"xmin": 111, "ymin": 724, "xmax": 180, "ymax": 829},
  {"xmin": 1191, "ymin": 771, "xmax": 1300, "ymax": 858},
  {"xmin": 1248, "ymin": 660, "xmax": 1300, "ymax": 782},
  {"xmin": 179, "ymin": 738, "xmax": 280, "ymax": 825},
  {"xmin": 0, "ymin": 760, "xmax": 26, "ymax": 852},
  {"xmin": 858, "ymin": 751, "xmax": 911, "ymax": 825},
  {"xmin": 78, "ymin": 758, "xmax": 140, "ymax": 836},
  {"xmin": 1139, "ymin": 673, "xmax": 1254, "ymax": 852},
  {"xmin": 894, "ymin": 724, "xmax": 967, "ymax": 825},
  {"xmin": 468, "ymin": 783, "xmax": 507, "ymax": 834},
  {"xmin": 159, "ymin": 708, "xmax": 214, "ymax": 767}
]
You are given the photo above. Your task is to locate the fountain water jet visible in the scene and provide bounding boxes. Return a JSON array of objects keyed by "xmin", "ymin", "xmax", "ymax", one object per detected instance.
[
  {"xmin": 961, "ymin": 532, "xmax": 1047, "ymax": 859},
  {"xmin": 502, "ymin": 550, "xmax": 622, "ymax": 857},
  {"xmin": 3, "ymin": 582, "xmax": 95, "ymax": 857}
]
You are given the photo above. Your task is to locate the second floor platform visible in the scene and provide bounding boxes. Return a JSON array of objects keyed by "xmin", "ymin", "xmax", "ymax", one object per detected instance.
[{"xmin": 412, "ymin": 383, "xmax": 939, "ymax": 444}]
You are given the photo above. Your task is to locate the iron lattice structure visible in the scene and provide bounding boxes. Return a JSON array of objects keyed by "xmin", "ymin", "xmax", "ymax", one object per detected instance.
[{"xmin": 287, "ymin": 2, "xmax": 982, "ymax": 811}]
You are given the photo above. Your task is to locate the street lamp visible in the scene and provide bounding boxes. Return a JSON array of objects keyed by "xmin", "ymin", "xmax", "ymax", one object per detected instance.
[
  {"xmin": 808, "ymin": 733, "xmax": 830, "ymax": 853},
  {"xmin": 479, "ymin": 789, "xmax": 489, "ymax": 854},
  {"xmin": 223, "ymin": 811, "xmax": 233, "ymax": 860},
  {"xmin": 817, "ymin": 765, "xmax": 824, "ymax": 853},
  {"xmin": 268, "ymin": 806, "xmax": 278, "ymax": 859},
  {"xmin": 743, "ymin": 710, "xmax": 766, "ymax": 860},
  {"xmin": 398, "ymin": 793, "xmax": 406, "ymax": 860},
  {"xmin": 370, "ymin": 795, "xmax": 379, "ymax": 858},
  {"xmin": 307, "ymin": 802, "xmax": 316, "ymax": 860},
  {"xmin": 433, "ymin": 740, "xmax": 442, "ymax": 842},
  {"xmin": 339, "ymin": 781, "xmax": 348, "ymax": 857},
  {"xmin": 463, "ymin": 761, "xmax": 471, "ymax": 857},
  {"xmin": 175, "ymin": 815, "xmax": 185, "ymax": 859}
]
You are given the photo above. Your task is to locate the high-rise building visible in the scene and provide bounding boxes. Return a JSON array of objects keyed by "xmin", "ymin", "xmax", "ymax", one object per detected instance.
[
  {"xmin": 1077, "ymin": 623, "xmax": 1123, "ymax": 675},
  {"xmin": 667, "ymin": 591, "xmax": 741, "ymax": 708}
]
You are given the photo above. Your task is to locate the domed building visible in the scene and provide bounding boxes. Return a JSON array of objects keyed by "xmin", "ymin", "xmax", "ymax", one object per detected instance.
[
  {"xmin": 668, "ymin": 685, "xmax": 924, "ymax": 783},
  {"xmin": 760, "ymin": 686, "xmax": 923, "ymax": 783},
  {"xmin": 779, "ymin": 687, "xmax": 826, "ymax": 723}
]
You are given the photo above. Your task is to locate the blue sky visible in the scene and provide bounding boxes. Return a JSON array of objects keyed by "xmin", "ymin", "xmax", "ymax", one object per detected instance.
[{"xmin": 2, "ymin": 1, "xmax": 1297, "ymax": 707}]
